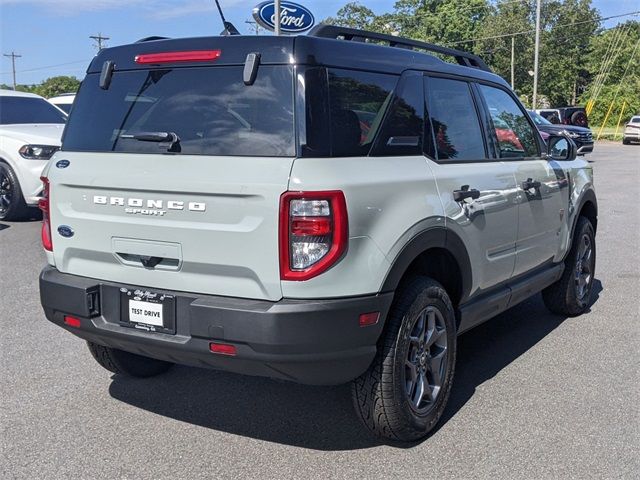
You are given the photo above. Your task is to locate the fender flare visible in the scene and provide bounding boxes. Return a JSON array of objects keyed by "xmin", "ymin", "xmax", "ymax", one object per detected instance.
[
  {"xmin": 569, "ymin": 188, "xmax": 598, "ymax": 246},
  {"xmin": 381, "ymin": 227, "xmax": 473, "ymax": 303}
]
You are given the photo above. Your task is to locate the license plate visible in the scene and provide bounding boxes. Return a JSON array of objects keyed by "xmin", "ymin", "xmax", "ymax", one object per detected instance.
[{"xmin": 119, "ymin": 287, "xmax": 176, "ymax": 334}]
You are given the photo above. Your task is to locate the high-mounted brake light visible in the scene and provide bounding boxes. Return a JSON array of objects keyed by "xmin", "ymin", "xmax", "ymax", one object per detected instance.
[
  {"xmin": 279, "ymin": 191, "xmax": 348, "ymax": 281},
  {"xmin": 39, "ymin": 176, "xmax": 52, "ymax": 252},
  {"xmin": 134, "ymin": 50, "xmax": 222, "ymax": 64}
]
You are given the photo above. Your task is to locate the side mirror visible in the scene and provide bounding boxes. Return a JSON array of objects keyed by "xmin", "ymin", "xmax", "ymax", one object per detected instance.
[{"xmin": 546, "ymin": 135, "xmax": 577, "ymax": 161}]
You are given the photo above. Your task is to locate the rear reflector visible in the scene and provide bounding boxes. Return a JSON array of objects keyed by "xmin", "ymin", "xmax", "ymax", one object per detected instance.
[
  {"xmin": 209, "ymin": 343, "xmax": 237, "ymax": 356},
  {"xmin": 64, "ymin": 316, "xmax": 81, "ymax": 328},
  {"xmin": 359, "ymin": 312, "xmax": 380, "ymax": 327},
  {"xmin": 39, "ymin": 176, "xmax": 52, "ymax": 252},
  {"xmin": 135, "ymin": 50, "xmax": 222, "ymax": 64}
]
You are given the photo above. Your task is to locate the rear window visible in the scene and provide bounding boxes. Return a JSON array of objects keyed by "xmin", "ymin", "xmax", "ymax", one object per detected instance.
[
  {"xmin": 632, "ymin": 117, "xmax": 640, "ymax": 123},
  {"xmin": 0, "ymin": 96, "xmax": 67, "ymax": 125},
  {"xmin": 63, "ymin": 66, "xmax": 295, "ymax": 156}
]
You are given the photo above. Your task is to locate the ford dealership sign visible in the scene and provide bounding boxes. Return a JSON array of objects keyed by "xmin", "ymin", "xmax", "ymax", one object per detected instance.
[{"xmin": 253, "ymin": 1, "xmax": 315, "ymax": 33}]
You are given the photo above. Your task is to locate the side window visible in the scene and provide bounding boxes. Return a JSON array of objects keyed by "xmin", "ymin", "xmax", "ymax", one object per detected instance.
[
  {"xmin": 425, "ymin": 77, "xmax": 486, "ymax": 162},
  {"xmin": 327, "ymin": 69, "xmax": 396, "ymax": 157},
  {"xmin": 372, "ymin": 73, "xmax": 424, "ymax": 156},
  {"xmin": 478, "ymin": 84, "xmax": 539, "ymax": 158}
]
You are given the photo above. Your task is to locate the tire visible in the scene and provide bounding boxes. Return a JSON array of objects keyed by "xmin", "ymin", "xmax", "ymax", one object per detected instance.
[
  {"xmin": 622, "ymin": 138, "xmax": 630, "ymax": 145},
  {"xmin": 0, "ymin": 161, "xmax": 30, "ymax": 221},
  {"xmin": 570, "ymin": 111, "xmax": 588, "ymax": 127},
  {"xmin": 87, "ymin": 341, "xmax": 173, "ymax": 378},
  {"xmin": 352, "ymin": 277, "xmax": 457, "ymax": 442},
  {"xmin": 542, "ymin": 216, "xmax": 596, "ymax": 316}
]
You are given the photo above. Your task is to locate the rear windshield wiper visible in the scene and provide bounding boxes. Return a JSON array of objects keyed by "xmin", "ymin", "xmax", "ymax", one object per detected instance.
[{"xmin": 120, "ymin": 131, "xmax": 181, "ymax": 152}]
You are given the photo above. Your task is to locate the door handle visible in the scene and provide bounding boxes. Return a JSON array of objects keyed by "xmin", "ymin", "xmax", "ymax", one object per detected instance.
[
  {"xmin": 453, "ymin": 185, "xmax": 481, "ymax": 202},
  {"xmin": 522, "ymin": 178, "xmax": 541, "ymax": 190}
]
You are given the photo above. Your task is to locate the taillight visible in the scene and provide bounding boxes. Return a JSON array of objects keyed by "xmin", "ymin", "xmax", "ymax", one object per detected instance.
[
  {"xmin": 134, "ymin": 50, "xmax": 222, "ymax": 64},
  {"xmin": 39, "ymin": 176, "xmax": 52, "ymax": 252},
  {"xmin": 279, "ymin": 191, "xmax": 348, "ymax": 281}
]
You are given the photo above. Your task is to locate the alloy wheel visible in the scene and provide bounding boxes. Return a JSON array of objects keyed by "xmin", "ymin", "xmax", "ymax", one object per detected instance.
[
  {"xmin": 404, "ymin": 306, "xmax": 448, "ymax": 414},
  {"xmin": 0, "ymin": 167, "xmax": 13, "ymax": 216},
  {"xmin": 574, "ymin": 233, "xmax": 593, "ymax": 307}
]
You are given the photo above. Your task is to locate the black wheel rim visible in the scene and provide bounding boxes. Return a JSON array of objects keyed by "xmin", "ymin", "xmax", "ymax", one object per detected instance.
[
  {"xmin": 574, "ymin": 233, "xmax": 594, "ymax": 307},
  {"xmin": 0, "ymin": 167, "xmax": 12, "ymax": 215},
  {"xmin": 404, "ymin": 306, "xmax": 448, "ymax": 414}
]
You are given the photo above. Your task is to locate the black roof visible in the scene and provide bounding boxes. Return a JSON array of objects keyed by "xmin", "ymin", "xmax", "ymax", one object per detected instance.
[{"xmin": 87, "ymin": 28, "xmax": 508, "ymax": 88}]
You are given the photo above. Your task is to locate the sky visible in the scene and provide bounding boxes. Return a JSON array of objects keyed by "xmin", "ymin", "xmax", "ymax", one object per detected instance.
[{"xmin": 0, "ymin": 0, "xmax": 638, "ymax": 86}]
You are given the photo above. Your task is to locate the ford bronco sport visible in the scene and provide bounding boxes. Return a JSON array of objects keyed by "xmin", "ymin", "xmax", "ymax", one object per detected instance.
[{"xmin": 39, "ymin": 25, "xmax": 597, "ymax": 442}]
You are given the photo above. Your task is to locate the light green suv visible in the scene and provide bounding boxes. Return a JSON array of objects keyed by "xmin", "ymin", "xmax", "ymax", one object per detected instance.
[{"xmin": 39, "ymin": 26, "xmax": 597, "ymax": 442}]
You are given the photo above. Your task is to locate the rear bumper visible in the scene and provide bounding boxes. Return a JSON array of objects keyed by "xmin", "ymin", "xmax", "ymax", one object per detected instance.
[{"xmin": 39, "ymin": 266, "xmax": 393, "ymax": 385}]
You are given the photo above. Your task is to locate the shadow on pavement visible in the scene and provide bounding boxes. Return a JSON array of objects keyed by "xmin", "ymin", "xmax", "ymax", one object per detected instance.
[
  {"xmin": 0, "ymin": 223, "xmax": 9, "ymax": 231},
  {"xmin": 109, "ymin": 281, "xmax": 602, "ymax": 451}
]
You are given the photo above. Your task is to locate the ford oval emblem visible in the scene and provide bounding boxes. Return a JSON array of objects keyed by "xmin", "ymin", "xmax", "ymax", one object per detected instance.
[
  {"xmin": 57, "ymin": 225, "xmax": 74, "ymax": 238},
  {"xmin": 56, "ymin": 159, "xmax": 70, "ymax": 169},
  {"xmin": 253, "ymin": 1, "xmax": 315, "ymax": 33}
]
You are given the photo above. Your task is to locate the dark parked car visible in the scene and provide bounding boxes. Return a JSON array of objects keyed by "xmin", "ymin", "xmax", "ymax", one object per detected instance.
[
  {"xmin": 529, "ymin": 110, "xmax": 593, "ymax": 155},
  {"xmin": 536, "ymin": 107, "xmax": 589, "ymax": 127}
]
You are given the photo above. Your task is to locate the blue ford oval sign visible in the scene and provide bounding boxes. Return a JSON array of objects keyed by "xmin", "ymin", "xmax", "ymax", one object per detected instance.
[
  {"xmin": 253, "ymin": 1, "xmax": 315, "ymax": 33},
  {"xmin": 57, "ymin": 225, "xmax": 74, "ymax": 238},
  {"xmin": 55, "ymin": 159, "xmax": 70, "ymax": 169}
]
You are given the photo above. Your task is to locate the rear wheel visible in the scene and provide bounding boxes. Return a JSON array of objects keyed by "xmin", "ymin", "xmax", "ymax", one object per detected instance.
[
  {"xmin": 352, "ymin": 277, "xmax": 456, "ymax": 442},
  {"xmin": 622, "ymin": 138, "xmax": 630, "ymax": 145},
  {"xmin": 0, "ymin": 162, "xmax": 29, "ymax": 221},
  {"xmin": 542, "ymin": 216, "xmax": 596, "ymax": 316},
  {"xmin": 87, "ymin": 341, "xmax": 173, "ymax": 377}
]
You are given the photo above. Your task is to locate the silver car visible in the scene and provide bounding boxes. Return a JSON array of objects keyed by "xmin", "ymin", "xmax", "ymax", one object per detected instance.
[{"xmin": 623, "ymin": 115, "xmax": 640, "ymax": 145}]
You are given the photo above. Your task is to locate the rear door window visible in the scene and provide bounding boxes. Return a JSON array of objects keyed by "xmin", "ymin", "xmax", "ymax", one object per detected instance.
[
  {"xmin": 425, "ymin": 77, "xmax": 486, "ymax": 162},
  {"xmin": 478, "ymin": 84, "xmax": 539, "ymax": 158},
  {"xmin": 372, "ymin": 73, "xmax": 424, "ymax": 157},
  {"xmin": 63, "ymin": 66, "xmax": 295, "ymax": 157}
]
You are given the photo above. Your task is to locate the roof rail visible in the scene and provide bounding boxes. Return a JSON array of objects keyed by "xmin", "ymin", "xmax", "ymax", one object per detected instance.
[
  {"xmin": 308, "ymin": 24, "xmax": 491, "ymax": 72},
  {"xmin": 136, "ymin": 36, "xmax": 171, "ymax": 43}
]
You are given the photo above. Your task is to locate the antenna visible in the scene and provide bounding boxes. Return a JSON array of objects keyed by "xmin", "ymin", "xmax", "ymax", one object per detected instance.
[{"xmin": 213, "ymin": 0, "xmax": 240, "ymax": 36}]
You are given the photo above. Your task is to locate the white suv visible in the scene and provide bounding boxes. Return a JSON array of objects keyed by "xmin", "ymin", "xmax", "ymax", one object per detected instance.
[{"xmin": 0, "ymin": 89, "xmax": 66, "ymax": 220}]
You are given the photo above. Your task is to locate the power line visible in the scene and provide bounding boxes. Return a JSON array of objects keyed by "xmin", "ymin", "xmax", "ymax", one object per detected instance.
[
  {"xmin": 0, "ymin": 60, "xmax": 88, "ymax": 76},
  {"xmin": 3, "ymin": 51, "xmax": 21, "ymax": 89},
  {"xmin": 446, "ymin": 10, "xmax": 640, "ymax": 46}
]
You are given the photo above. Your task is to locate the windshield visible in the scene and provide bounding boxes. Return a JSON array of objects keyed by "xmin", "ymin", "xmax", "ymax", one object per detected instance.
[
  {"xmin": 63, "ymin": 66, "xmax": 295, "ymax": 156},
  {"xmin": 0, "ymin": 96, "xmax": 67, "ymax": 125},
  {"xmin": 528, "ymin": 110, "xmax": 552, "ymax": 126},
  {"xmin": 631, "ymin": 117, "xmax": 640, "ymax": 124}
]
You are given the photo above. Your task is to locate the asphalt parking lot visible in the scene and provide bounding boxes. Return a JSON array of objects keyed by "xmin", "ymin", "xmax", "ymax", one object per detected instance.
[{"xmin": 1, "ymin": 142, "xmax": 638, "ymax": 479}]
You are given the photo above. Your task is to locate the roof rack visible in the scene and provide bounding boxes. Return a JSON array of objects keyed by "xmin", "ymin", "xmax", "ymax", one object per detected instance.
[
  {"xmin": 308, "ymin": 24, "xmax": 491, "ymax": 72},
  {"xmin": 136, "ymin": 36, "xmax": 171, "ymax": 43}
]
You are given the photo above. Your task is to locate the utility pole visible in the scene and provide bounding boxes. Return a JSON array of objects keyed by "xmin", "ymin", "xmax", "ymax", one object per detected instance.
[
  {"xmin": 532, "ymin": 0, "xmax": 542, "ymax": 108},
  {"xmin": 90, "ymin": 33, "xmax": 110, "ymax": 51},
  {"xmin": 3, "ymin": 52, "xmax": 21, "ymax": 90},
  {"xmin": 274, "ymin": 0, "xmax": 281, "ymax": 36},
  {"xmin": 245, "ymin": 19, "xmax": 261, "ymax": 35},
  {"xmin": 511, "ymin": 35, "xmax": 515, "ymax": 89}
]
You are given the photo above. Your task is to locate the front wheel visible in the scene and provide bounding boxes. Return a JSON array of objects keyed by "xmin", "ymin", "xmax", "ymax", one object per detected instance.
[
  {"xmin": 0, "ymin": 162, "xmax": 29, "ymax": 221},
  {"xmin": 542, "ymin": 216, "xmax": 596, "ymax": 316},
  {"xmin": 352, "ymin": 277, "xmax": 456, "ymax": 442}
]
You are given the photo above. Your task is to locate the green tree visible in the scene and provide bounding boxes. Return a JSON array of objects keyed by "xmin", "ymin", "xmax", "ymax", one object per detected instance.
[
  {"xmin": 32, "ymin": 76, "xmax": 81, "ymax": 98},
  {"xmin": 538, "ymin": 0, "xmax": 599, "ymax": 106},
  {"xmin": 325, "ymin": 1, "xmax": 377, "ymax": 29},
  {"xmin": 581, "ymin": 20, "xmax": 640, "ymax": 129}
]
